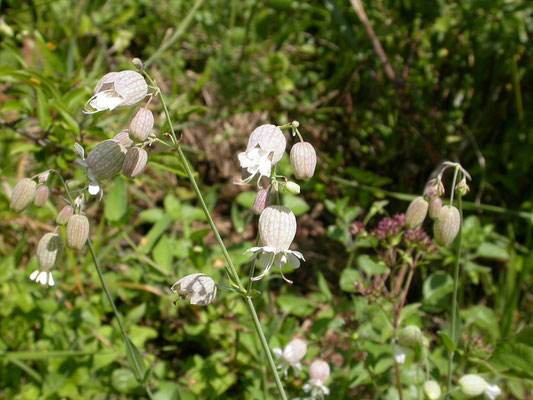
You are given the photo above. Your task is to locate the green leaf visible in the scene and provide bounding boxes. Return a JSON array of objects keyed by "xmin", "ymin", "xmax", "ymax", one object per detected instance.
[
  {"xmin": 111, "ymin": 368, "xmax": 140, "ymax": 393},
  {"xmin": 104, "ymin": 177, "xmax": 127, "ymax": 222},
  {"xmin": 439, "ymin": 331, "xmax": 456, "ymax": 353},
  {"xmin": 476, "ymin": 243, "xmax": 509, "ymax": 260},
  {"xmin": 153, "ymin": 235, "xmax": 173, "ymax": 272},
  {"xmin": 236, "ymin": 191, "xmax": 256, "ymax": 209},
  {"xmin": 138, "ymin": 213, "xmax": 172, "ymax": 254},
  {"xmin": 357, "ymin": 255, "xmax": 388, "ymax": 276},
  {"xmin": 35, "ymin": 88, "xmax": 51, "ymax": 130},
  {"xmin": 277, "ymin": 295, "xmax": 315, "ymax": 317},
  {"xmin": 422, "ymin": 272, "xmax": 453, "ymax": 312},
  {"xmin": 231, "ymin": 202, "xmax": 245, "ymax": 234},
  {"xmin": 282, "ymin": 194, "xmax": 310, "ymax": 216},
  {"xmin": 124, "ymin": 338, "xmax": 148, "ymax": 382},
  {"xmin": 489, "ymin": 327, "xmax": 533, "ymax": 380},
  {"xmin": 340, "ymin": 268, "xmax": 361, "ymax": 293},
  {"xmin": 316, "ymin": 269, "xmax": 333, "ymax": 302}
]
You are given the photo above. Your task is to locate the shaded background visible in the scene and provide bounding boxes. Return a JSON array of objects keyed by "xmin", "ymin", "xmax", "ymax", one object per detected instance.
[{"xmin": 1, "ymin": 0, "xmax": 532, "ymax": 398}]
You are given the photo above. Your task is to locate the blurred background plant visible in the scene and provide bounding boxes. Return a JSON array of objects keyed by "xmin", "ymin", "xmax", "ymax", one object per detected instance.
[{"xmin": 0, "ymin": 0, "xmax": 532, "ymax": 398}]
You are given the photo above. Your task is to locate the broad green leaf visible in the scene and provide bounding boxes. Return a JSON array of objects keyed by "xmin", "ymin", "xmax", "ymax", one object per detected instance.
[
  {"xmin": 489, "ymin": 327, "xmax": 533, "ymax": 380},
  {"xmin": 357, "ymin": 255, "xmax": 388, "ymax": 276},
  {"xmin": 138, "ymin": 213, "xmax": 172, "ymax": 254},
  {"xmin": 104, "ymin": 177, "xmax": 127, "ymax": 222},
  {"xmin": 236, "ymin": 191, "xmax": 256, "ymax": 209},
  {"xmin": 340, "ymin": 268, "xmax": 361, "ymax": 292},
  {"xmin": 282, "ymin": 194, "xmax": 310, "ymax": 216}
]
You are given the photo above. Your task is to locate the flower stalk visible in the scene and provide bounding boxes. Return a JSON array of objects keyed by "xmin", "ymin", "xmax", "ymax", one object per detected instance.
[{"xmin": 143, "ymin": 71, "xmax": 288, "ymax": 399}]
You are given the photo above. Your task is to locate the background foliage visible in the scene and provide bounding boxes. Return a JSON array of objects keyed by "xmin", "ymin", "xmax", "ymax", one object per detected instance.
[{"xmin": 0, "ymin": 0, "xmax": 532, "ymax": 398}]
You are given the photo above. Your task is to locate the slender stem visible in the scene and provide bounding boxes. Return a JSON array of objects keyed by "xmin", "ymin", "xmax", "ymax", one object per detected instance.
[
  {"xmin": 447, "ymin": 193, "xmax": 463, "ymax": 397},
  {"xmin": 394, "ymin": 359, "xmax": 404, "ymax": 400},
  {"xmin": 149, "ymin": 73, "xmax": 287, "ymax": 399},
  {"xmin": 449, "ymin": 167, "xmax": 459, "ymax": 205}
]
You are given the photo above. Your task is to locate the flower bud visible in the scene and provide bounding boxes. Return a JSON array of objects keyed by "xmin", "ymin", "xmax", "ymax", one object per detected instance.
[
  {"xmin": 37, "ymin": 171, "xmax": 50, "ymax": 183},
  {"xmin": 424, "ymin": 179, "xmax": 445, "ymax": 198},
  {"xmin": 428, "ymin": 197, "xmax": 442, "ymax": 220},
  {"xmin": 113, "ymin": 129, "xmax": 134, "ymax": 148},
  {"xmin": 423, "ymin": 380, "xmax": 441, "ymax": 400},
  {"xmin": 86, "ymin": 139, "xmax": 127, "ymax": 181},
  {"xmin": 132, "ymin": 57, "xmax": 144, "ymax": 70},
  {"xmin": 456, "ymin": 178, "xmax": 470, "ymax": 197},
  {"xmin": 290, "ymin": 142, "xmax": 317, "ymax": 179},
  {"xmin": 458, "ymin": 374, "xmax": 488, "ymax": 398},
  {"xmin": 283, "ymin": 338, "xmax": 307, "ymax": 364},
  {"xmin": 253, "ymin": 189, "xmax": 271, "ymax": 214},
  {"xmin": 36, "ymin": 232, "xmax": 64, "ymax": 270},
  {"xmin": 309, "ymin": 360, "xmax": 330, "ymax": 384},
  {"xmin": 128, "ymin": 107, "xmax": 154, "ymax": 142},
  {"xmin": 66, "ymin": 214, "xmax": 90, "ymax": 250},
  {"xmin": 33, "ymin": 184, "xmax": 49, "ymax": 207},
  {"xmin": 171, "ymin": 273, "xmax": 217, "ymax": 306},
  {"xmin": 122, "ymin": 147, "xmax": 148, "ymax": 178},
  {"xmin": 398, "ymin": 325, "xmax": 423, "ymax": 348},
  {"xmin": 56, "ymin": 205, "xmax": 74, "ymax": 225},
  {"xmin": 405, "ymin": 197, "xmax": 429, "ymax": 229},
  {"xmin": 259, "ymin": 206, "xmax": 297, "ymax": 250},
  {"xmin": 434, "ymin": 205, "xmax": 460, "ymax": 246},
  {"xmin": 10, "ymin": 178, "xmax": 36, "ymax": 212},
  {"xmin": 285, "ymin": 181, "xmax": 300, "ymax": 195}
]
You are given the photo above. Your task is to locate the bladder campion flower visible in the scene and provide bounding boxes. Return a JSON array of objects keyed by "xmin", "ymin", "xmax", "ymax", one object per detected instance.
[
  {"xmin": 33, "ymin": 184, "xmax": 49, "ymax": 207},
  {"xmin": 129, "ymin": 107, "xmax": 154, "ymax": 142},
  {"xmin": 433, "ymin": 205, "xmax": 460, "ymax": 246},
  {"xmin": 273, "ymin": 338, "xmax": 307, "ymax": 378},
  {"xmin": 245, "ymin": 205, "xmax": 305, "ymax": 284},
  {"xmin": 290, "ymin": 142, "xmax": 317, "ymax": 179},
  {"xmin": 171, "ymin": 273, "xmax": 217, "ymax": 306},
  {"xmin": 303, "ymin": 360, "xmax": 330, "ymax": 398},
  {"xmin": 237, "ymin": 124, "xmax": 286, "ymax": 186},
  {"xmin": 31, "ymin": 232, "xmax": 64, "ymax": 286},
  {"xmin": 10, "ymin": 178, "xmax": 36, "ymax": 212},
  {"xmin": 84, "ymin": 70, "xmax": 148, "ymax": 114},
  {"xmin": 66, "ymin": 214, "xmax": 90, "ymax": 250},
  {"xmin": 405, "ymin": 196, "xmax": 428, "ymax": 229},
  {"xmin": 122, "ymin": 147, "xmax": 148, "ymax": 178}
]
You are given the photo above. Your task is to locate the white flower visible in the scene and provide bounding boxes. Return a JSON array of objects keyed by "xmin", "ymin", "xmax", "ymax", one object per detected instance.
[
  {"xmin": 273, "ymin": 338, "xmax": 307, "ymax": 378},
  {"xmin": 237, "ymin": 124, "xmax": 286, "ymax": 186},
  {"xmin": 84, "ymin": 70, "xmax": 148, "ymax": 114},
  {"xmin": 245, "ymin": 206, "xmax": 305, "ymax": 284},
  {"xmin": 29, "ymin": 269, "xmax": 55, "ymax": 286},
  {"xmin": 171, "ymin": 273, "xmax": 217, "ymax": 306},
  {"xmin": 484, "ymin": 384, "xmax": 502, "ymax": 400},
  {"xmin": 458, "ymin": 374, "xmax": 488, "ymax": 398},
  {"xmin": 393, "ymin": 344, "xmax": 408, "ymax": 365},
  {"xmin": 423, "ymin": 380, "xmax": 441, "ymax": 400},
  {"xmin": 303, "ymin": 360, "xmax": 330, "ymax": 399}
]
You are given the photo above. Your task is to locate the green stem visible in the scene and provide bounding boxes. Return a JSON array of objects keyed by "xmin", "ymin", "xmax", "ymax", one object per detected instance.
[
  {"xmin": 149, "ymin": 73, "xmax": 287, "ymax": 399},
  {"xmin": 394, "ymin": 359, "xmax": 404, "ymax": 400},
  {"xmin": 446, "ymin": 193, "xmax": 463, "ymax": 397}
]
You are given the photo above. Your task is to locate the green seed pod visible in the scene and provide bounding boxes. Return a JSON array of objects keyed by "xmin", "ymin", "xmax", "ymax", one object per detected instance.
[
  {"xmin": 86, "ymin": 139, "xmax": 127, "ymax": 181},
  {"xmin": 122, "ymin": 147, "xmax": 148, "ymax": 178},
  {"xmin": 433, "ymin": 205, "xmax": 460, "ymax": 246},
  {"xmin": 36, "ymin": 233, "xmax": 64, "ymax": 271},
  {"xmin": 66, "ymin": 215, "xmax": 90, "ymax": 250},
  {"xmin": 458, "ymin": 374, "xmax": 487, "ymax": 398},
  {"xmin": 290, "ymin": 142, "xmax": 317, "ymax": 179},
  {"xmin": 10, "ymin": 178, "xmax": 37, "ymax": 212},
  {"xmin": 128, "ymin": 107, "xmax": 154, "ymax": 142},
  {"xmin": 33, "ymin": 184, "xmax": 50, "ymax": 207},
  {"xmin": 428, "ymin": 197, "xmax": 442, "ymax": 220},
  {"xmin": 405, "ymin": 196, "xmax": 429, "ymax": 229},
  {"xmin": 398, "ymin": 325, "xmax": 423, "ymax": 348},
  {"xmin": 56, "ymin": 205, "xmax": 74, "ymax": 225}
]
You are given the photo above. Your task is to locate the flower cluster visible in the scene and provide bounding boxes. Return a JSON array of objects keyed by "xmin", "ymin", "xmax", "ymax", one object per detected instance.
[
  {"xmin": 9, "ymin": 170, "xmax": 90, "ymax": 286},
  {"xmin": 78, "ymin": 69, "xmax": 154, "ymax": 199},
  {"xmin": 236, "ymin": 121, "xmax": 317, "ymax": 284}
]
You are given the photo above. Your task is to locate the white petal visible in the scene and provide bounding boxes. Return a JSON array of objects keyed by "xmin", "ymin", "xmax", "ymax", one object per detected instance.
[
  {"xmin": 257, "ymin": 159, "xmax": 272, "ymax": 179},
  {"xmin": 37, "ymin": 271, "xmax": 47, "ymax": 285},
  {"xmin": 484, "ymin": 384, "xmax": 502, "ymax": 400},
  {"xmin": 258, "ymin": 252, "xmax": 275, "ymax": 270},
  {"xmin": 286, "ymin": 252, "xmax": 301, "ymax": 269},
  {"xmin": 394, "ymin": 345, "xmax": 407, "ymax": 364},
  {"xmin": 48, "ymin": 273, "xmax": 55, "ymax": 286},
  {"xmin": 89, "ymin": 90, "xmax": 124, "ymax": 111},
  {"xmin": 29, "ymin": 270, "xmax": 39, "ymax": 281},
  {"xmin": 88, "ymin": 182, "xmax": 100, "ymax": 195},
  {"xmin": 273, "ymin": 348, "xmax": 283, "ymax": 359}
]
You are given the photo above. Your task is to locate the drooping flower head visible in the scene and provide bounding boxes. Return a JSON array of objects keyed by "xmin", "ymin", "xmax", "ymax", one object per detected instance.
[
  {"xmin": 171, "ymin": 273, "xmax": 217, "ymax": 306},
  {"xmin": 84, "ymin": 71, "xmax": 148, "ymax": 114},
  {"xmin": 237, "ymin": 124, "xmax": 286, "ymax": 186},
  {"xmin": 273, "ymin": 338, "xmax": 307, "ymax": 378},
  {"xmin": 245, "ymin": 205, "xmax": 305, "ymax": 284},
  {"xmin": 30, "ymin": 232, "xmax": 64, "ymax": 286},
  {"xmin": 303, "ymin": 360, "xmax": 330, "ymax": 399}
]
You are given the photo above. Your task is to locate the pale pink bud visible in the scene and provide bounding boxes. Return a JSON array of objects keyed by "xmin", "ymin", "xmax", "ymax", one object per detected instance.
[
  {"xmin": 10, "ymin": 178, "xmax": 36, "ymax": 212},
  {"xmin": 122, "ymin": 147, "xmax": 148, "ymax": 178},
  {"xmin": 171, "ymin": 273, "xmax": 217, "ymax": 306},
  {"xmin": 33, "ymin": 184, "xmax": 49, "ymax": 207},
  {"xmin": 246, "ymin": 124, "xmax": 286, "ymax": 165},
  {"xmin": 37, "ymin": 171, "xmax": 50, "ymax": 183},
  {"xmin": 86, "ymin": 139, "xmax": 127, "ymax": 181},
  {"xmin": 290, "ymin": 142, "xmax": 317, "ymax": 179},
  {"xmin": 36, "ymin": 232, "xmax": 63, "ymax": 270},
  {"xmin": 283, "ymin": 339, "xmax": 307, "ymax": 363},
  {"xmin": 309, "ymin": 360, "xmax": 330, "ymax": 384},
  {"xmin": 66, "ymin": 214, "xmax": 90, "ymax": 250},
  {"xmin": 259, "ymin": 206, "xmax": 297, "ymax": 250},
  {"xmin": 428, "ymin": 197, "xmax": 442, "ymax": 220},
  {"xmin": 128, "ymin": 107, "xmax": 154, "ymax": 142},
  {"xmin": 113, "ymin": 129, "xmax": 134, "ymax": 148},
  {"xmin": 433, "ymin": 205, "xmax": 460, "ymax": 246},
  {"xmin": 405, "ymin": 196, "xmax": 428, "ymax": 229},
  {"xmin": 56, "ymin": 205, "xmax": 74, "ymax": 225},
  {"xmin": 253, "ymin": 189, "xmax": 271, "ymax": 214}
]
